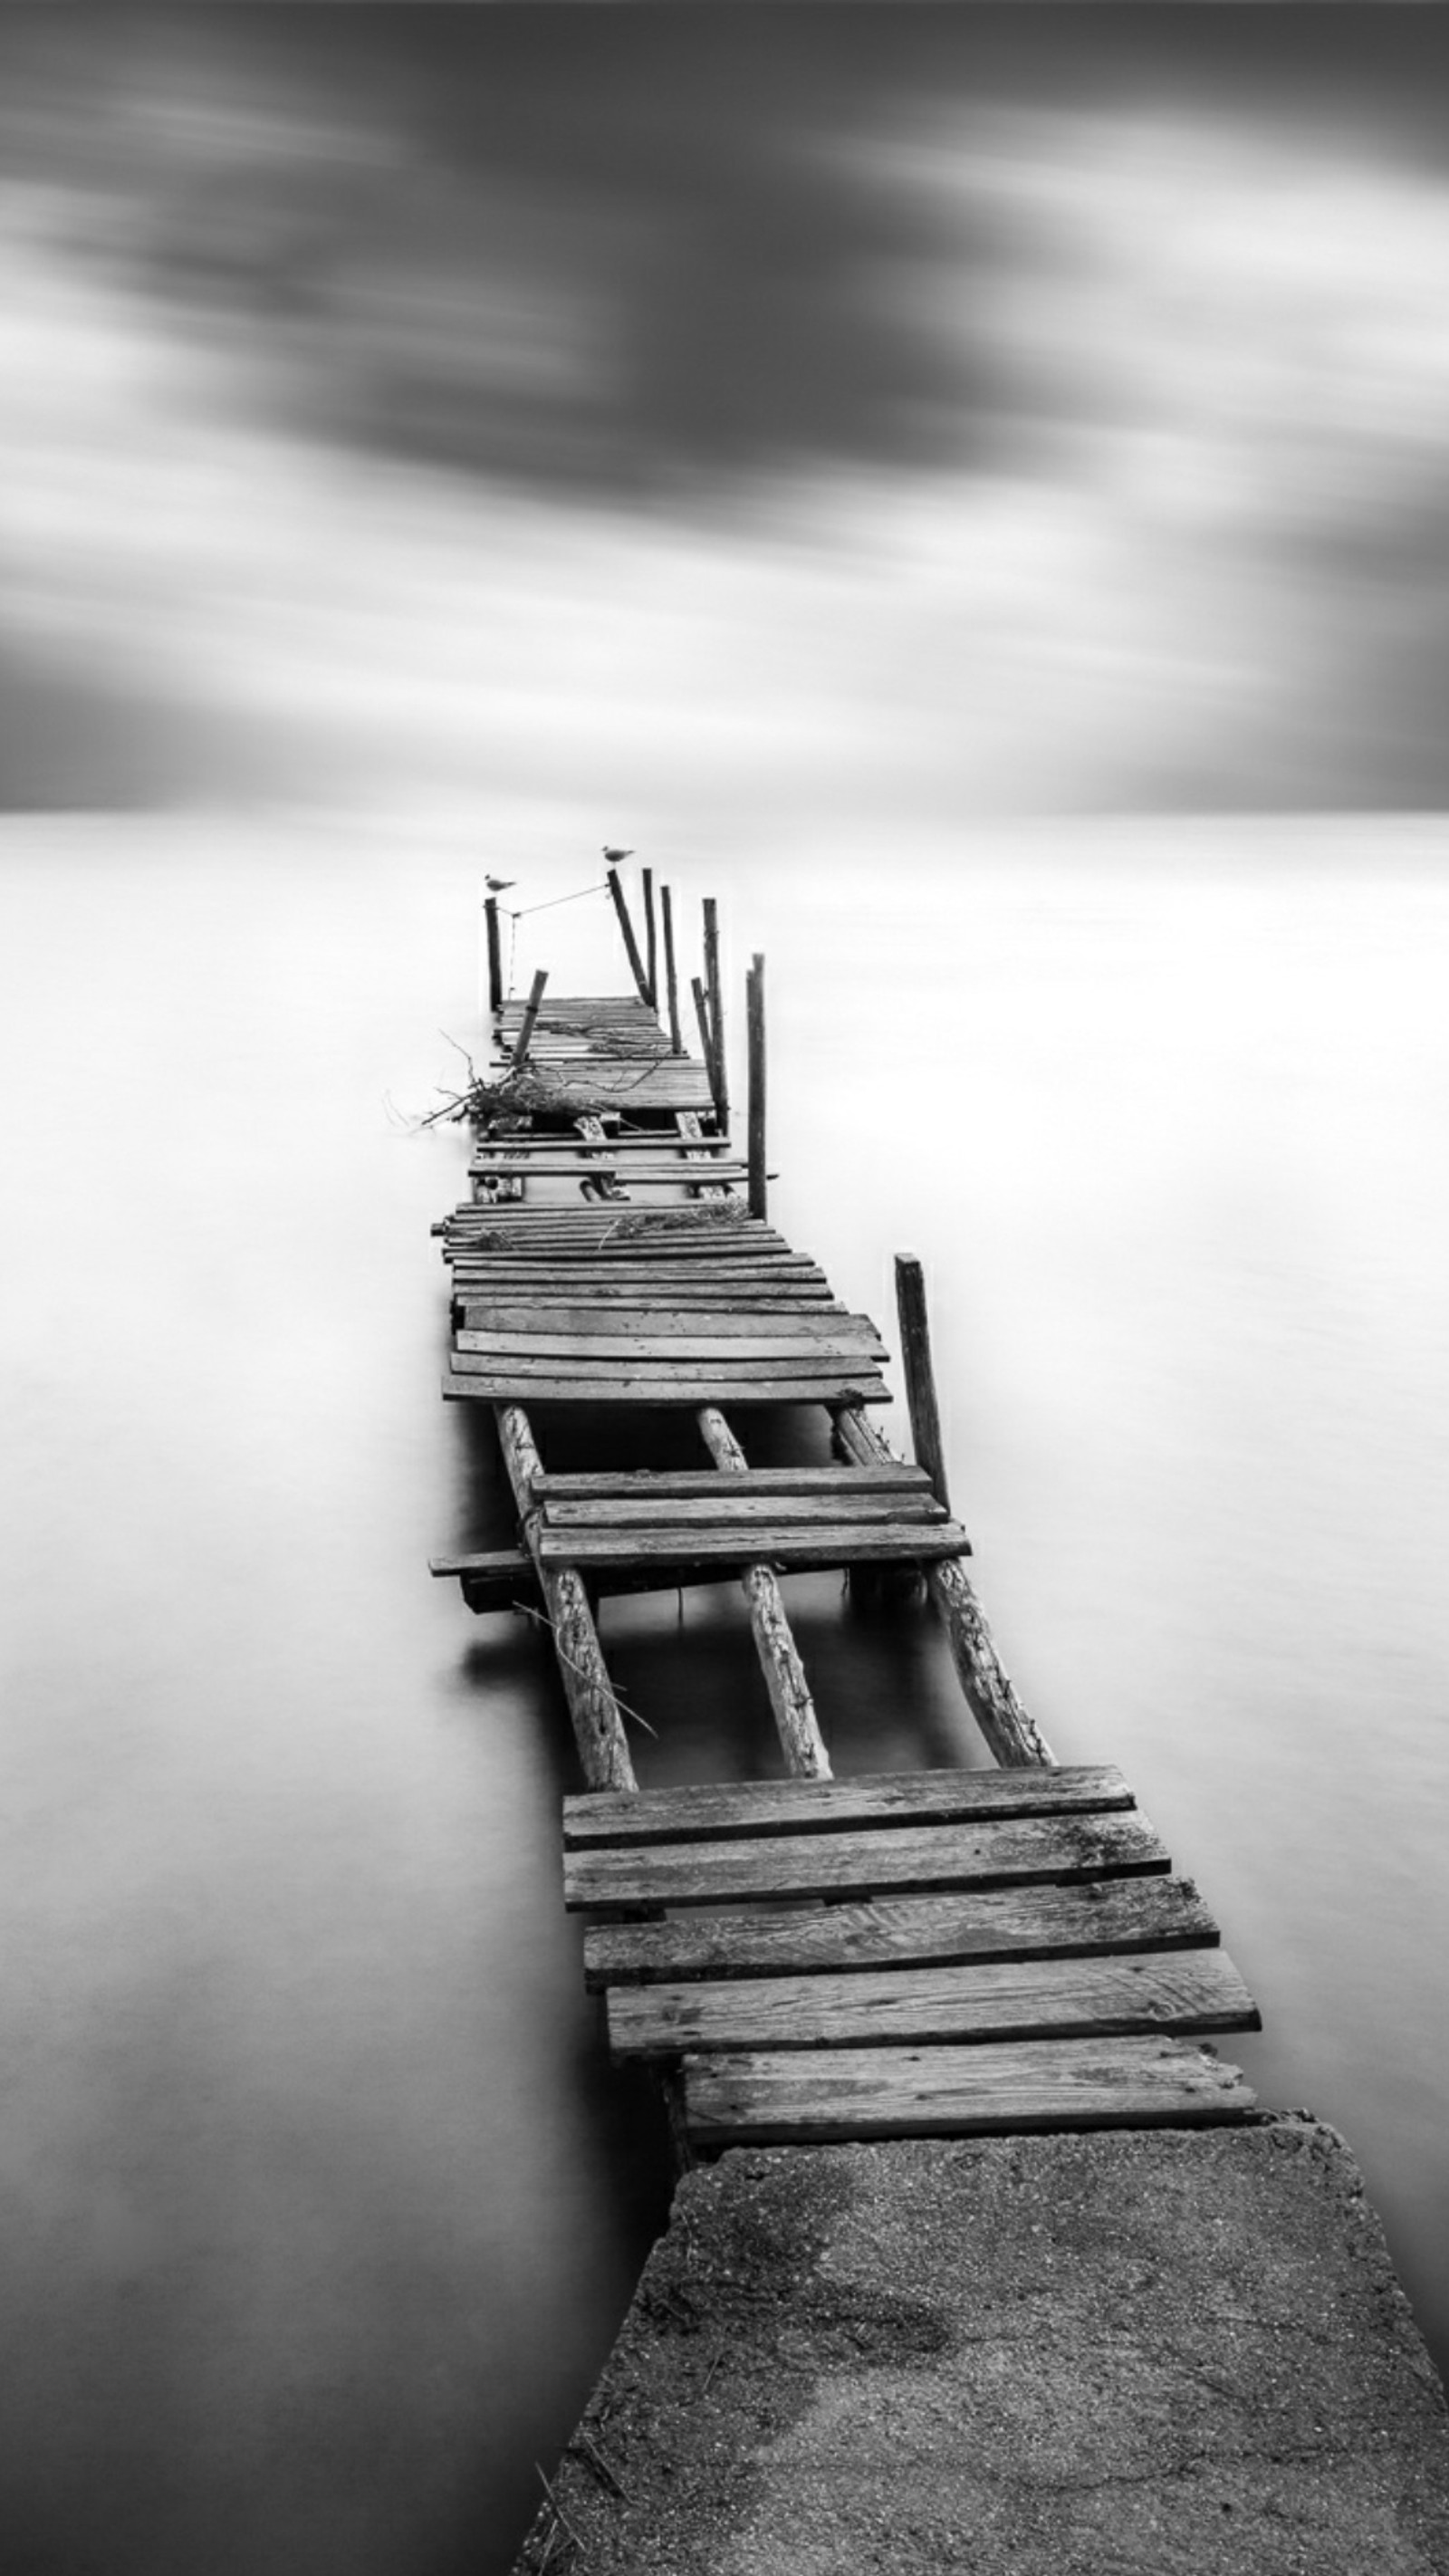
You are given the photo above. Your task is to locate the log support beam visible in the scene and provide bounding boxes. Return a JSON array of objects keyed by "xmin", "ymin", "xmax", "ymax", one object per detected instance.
[
  {"xmin": 832, "ymin": 1402, "xmax": 1054, "ymax": 1769},
  {"xmin": 696, "ymin": 1405, "xmax": 832, "ymax": 1781},
  {"xmin": 495, "ymin": 1402, "xmax": 638, "ymax": 1792}
]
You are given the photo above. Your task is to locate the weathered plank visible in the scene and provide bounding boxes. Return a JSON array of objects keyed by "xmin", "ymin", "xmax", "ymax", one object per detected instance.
[
  {"xmin": 456, "ymin": 1331, "xmax": 887, "ymax": 1364},
  {"xmin": 563, "ymin": 1809, "xmax": 1170, "ymax": 1913},
  {"xmin": 679, "ymin": 2036, "xmax": 1258, "ymax": 2145},
  {"xmin": 608, "ymin": 1949, "xmax": 1261, "ymax": 2058},
  {"xmin": 494, "ymin": 1403, "xmax": 636, "ymax": 1794},
  {"xmin": 695, "ymin": 1399, "xmax": 831, "ymax": 1782},
  {"xmin": 536, "ymin": 1518, "xmax": 957, "ymax": 1563},
  {"xmin": 456, "ymin": 1291, "xmax": 844, "ymax": 1313},
  {"xmin": 541, "ymin": 1493, "xmax": 945, "ymax": 1528},
  {"xmin": 467, "ymin": 1164, "xmax": 749, "ymax": 1186},
  {"xmin": 563, "ymin": 1762, "xmax": 1131, "ymax": 1847},
  {"xmin": 582, "ymin": 1876, "xmax": 1220, "ymax": 1988},
  {"xmin": 458, "ymin": 1308, "xmax": 868, "ymax": 1339},
  {"xmin": 449, "ymin": 1351, "xmax": 886, "ymax": 1385},
  {"xmin": 539, "ymin": 1466, "xmax": 931, "ymax": 1501},
  {"xmin": 446, "ymin": 1373, "xmax": 888, "ymax": 1407}
]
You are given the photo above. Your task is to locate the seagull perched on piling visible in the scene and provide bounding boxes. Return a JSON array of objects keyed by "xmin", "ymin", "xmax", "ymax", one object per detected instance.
[
  {"xmin": 602, "ymin": 846, "xmax": 634, "ymax": 864},
  {"xmin": 484, "ymin": 875, "xmax": 515, "ymax": 893}
]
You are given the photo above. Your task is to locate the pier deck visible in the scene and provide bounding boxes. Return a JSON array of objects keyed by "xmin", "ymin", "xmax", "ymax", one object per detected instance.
[{"xmin": 434, "ymin": 874, "xmax": 1261, "ymax": 2155}]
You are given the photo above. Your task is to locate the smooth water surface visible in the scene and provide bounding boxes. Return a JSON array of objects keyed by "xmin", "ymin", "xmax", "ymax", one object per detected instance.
[{"xmin": 2, "ymin": 814, "xmax": 1446, "ymax": 2573}]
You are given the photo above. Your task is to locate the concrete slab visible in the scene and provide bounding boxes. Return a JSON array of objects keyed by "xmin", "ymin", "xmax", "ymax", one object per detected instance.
[{"xmin": 511, "ymin": 2117, "xmax": 1449, "ymax": 2574}]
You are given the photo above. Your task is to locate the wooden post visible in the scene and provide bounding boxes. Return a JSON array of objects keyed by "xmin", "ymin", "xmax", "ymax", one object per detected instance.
[
  {"xmin": 696, "ymin": 1405, "xmax": 831, "ymax": 1779},
  {"xmin": 661, "ymin": 885, "xmax": 683, "ymax": 1054},
  {"xmin": 895, "ymin": 1253, "xmax": 949, "ymax": 1512},
  {"xmin": 606, "ymin": 864, "xmax": 654, "ymax": 1008},
  {"xmin": 702, "ymin": 899, "xmax": 728, "ymax": 1122},
  {"xmin": 641, "ymin": 867, "xmax": 658, "ymax": 1010},
  {"xmin": 831, "ymin": 1403, "xmax": 1055, "ymax": 1769},
  {"xmin": 495, "ymin": 1404, "xmax": 638, "ymax": 1792},
  {"xmin": 510, "ymin": 968, "xmax": 549, "ymax": 1072},
  {"xmin": 484, "ymin": 897, "xmax": 504, "ymax": 1014},
  {"xmin": 746, "ymin": 953, "xmax": 767, "ymax": 1221},
  {"xmin": 691, "ymin": 974, "xmax": 724, "ymax": 1116}
]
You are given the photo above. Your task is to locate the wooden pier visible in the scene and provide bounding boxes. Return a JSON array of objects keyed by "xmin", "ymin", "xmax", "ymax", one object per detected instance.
[{"xmin": 432, "ymin": 866, "xmax": 1261, "ymax": 2160}]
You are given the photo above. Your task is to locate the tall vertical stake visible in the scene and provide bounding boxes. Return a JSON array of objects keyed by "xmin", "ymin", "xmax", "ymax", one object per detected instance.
[
  {"xmin": 606, "ymin": 864, "xmax": 654, "ymax": 1007},
  {"xmin": 702, "ymin": 898, "xmax": 728, "ymax": 1123},
  {"xmin": 746, "ymin": 953, "xmax": 767, "ymax": 1220},
  {"xmin": 641, "ymin": 868, "xmax": 658, "ymax": 1010},
  {"xmin": 485, "ymin": 898, "xmax": 504, "ymax": 1014},
  {"xmin": 894, "ymin": 1254, "xmax": 950, "ymax": 1512},
  {"xmin": 691, "ymin": 976, "xmax": 722, "ymax": 1114},
  {"xmin": 661, "ymin": 885, "xmax": 683, "ymax": 1054},
  {"xmin": 511, "ymin": 968, "xmax": 549, "ymax": 1072}
]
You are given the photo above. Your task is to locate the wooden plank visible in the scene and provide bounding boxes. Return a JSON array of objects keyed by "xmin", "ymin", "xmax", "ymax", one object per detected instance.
[
  {"xmin": 445, "ymin": 1374, "xmax": 889, "ymax": 1407},
  {"xmin": 608, "ymin": 1949, "xmax": 1261, "ymax": 2059},
  {"xmin": 563, "ymin": 1762, "xmax": 1132, "ymax": 1847},
  {"xmin": 448, "ymin": 1352, "xmax": 887, "ymax": 1389},
  {"xmin": 540, "ymin": 1466, "xmax": 931, "ymax": 1503},
  {"xmin": 538, "ymin": 1520, "xmax": 955, "ymax": 1565},
  {"xmin": 458, "ymin": 1309, "xmax": 868, "ymax": 1339},
  {"xmin": 563, "ymin": 1810, "xmax": 1170, "ymax": 1913},
  {"xmin": 680, "ymin": 2036, "xmax": 1258, "ymax": 2145},
  {"xmin": 456, "ymin": 1332, "xmax": 888, "ymax": 1365},
  {"xmin": 542, "ymin": 1493, "xmax": 947, "ymax": 1529},
  {"xmin": 582, "ymin": 1876, "xmax": 1221, "ymax": 1988},
  {"xmin": 468, "ymin": 1164, "xmax": 749, "ymax": 1186},
  {"xmin": 451, "ymin": 1284, "xmax": 842, "ymax": 1305}
]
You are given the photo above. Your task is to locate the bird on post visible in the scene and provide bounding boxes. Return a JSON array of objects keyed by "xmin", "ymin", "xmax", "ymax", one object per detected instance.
[
  {"xmin": 602, "ymin": 846, "xmax": 634, "ymax": 863},
  {"xmin": 484, "ymin": 875, "xmax": 515, "ymax": 893}
]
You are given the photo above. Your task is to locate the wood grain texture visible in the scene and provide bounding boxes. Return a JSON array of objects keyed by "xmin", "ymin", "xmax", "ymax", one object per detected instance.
[
  {"xmin": 563, "ymin": 1809, "xmax": 1170, "ymax": 1913},
  {"xmin": 542, "ymin": 1493, "xmax": 944, "ymax": 1528},
  {"xmin": 539, "ymin": 1465, "xmax": 930, "ymax": 1500},
  {"xmin": 459, "ymin": 1309, "xmax": 871, "ymax": 1339},
  {"xmin": 581, "ymin": 1875, "xmax": 1220, "ymax": 1987},
  {"xmin": 447, "ymin": 1375, "xmax": 888, "ymax": 1406},
  {"xmin": 494, "ymin": 1402, "xmax": 637, "ymax": 1793},
  {"xmin": 695, "ymin": 1400, "xmax": 831, "ymax": 1782},
  {"xmin": 536, "ymin": 1519, "xmax": 961, "ymax": 1563},
  {"xmin": 456, "ymin": 1331, "xmax": 887, "ymax": 1364},
  {"xmin": 563, "ymin": 1762, "xmax": 1130, "ymax": 1847},
  {"xmin": 607, "ymin": 1948, "xmax": 1260, "ymax": 2057},
  {"xmin": 680, "ymin": 2035, "xmax": 1257, "ymax": 2144}
]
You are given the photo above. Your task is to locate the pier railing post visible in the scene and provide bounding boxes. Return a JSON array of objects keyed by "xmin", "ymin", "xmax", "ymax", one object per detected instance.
[
  {"xmin": 511, "ymin": 968, "xmax": 549, "ymax": 1072},
  {"xmin": 641, "ymin": 867, "xmax": 658, "ymax": 1010},
  {"xmin": 702, "ymin": 899, "xmax": 728, "ymax": 1123},
  {"xmin": 661, "ymin": 886, "xmax": 683, "ymax": 1054},
  {"xmin": 606, "ymin": 862, "xmax": 655, "ymax": 1010},
  {"xmin": 691, "ymin": 975, "xmax": 724, "ymax": 1119},
  {"xmin": 696, "ymin": 1405, "xmax": 832, "ymax": 1779},
  {"xmin": 746, "ymin": 953, "xmax": 767, "ymax": 1221},
  {"xmin": 832, "ymin": 1401, "xmax": 1055, "ymax": 1769},
  {"xmin": 484, "ymin": 897, "xmax": 504, "ymax": 1014},
  {"xmin": 895, "ymin": 1254, "xmax": 949, "ymax": 1512}
]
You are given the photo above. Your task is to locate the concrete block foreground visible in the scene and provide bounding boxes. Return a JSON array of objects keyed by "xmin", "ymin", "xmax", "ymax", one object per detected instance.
[{"xmin": 513, "ymin": 2118, "xmax": 1449, "ymax": 2574}]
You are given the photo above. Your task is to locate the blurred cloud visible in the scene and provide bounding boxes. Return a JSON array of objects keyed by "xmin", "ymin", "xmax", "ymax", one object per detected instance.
[{"xmin": 1, "ymin": 7, "xmax": 1447, "ymax": 815}]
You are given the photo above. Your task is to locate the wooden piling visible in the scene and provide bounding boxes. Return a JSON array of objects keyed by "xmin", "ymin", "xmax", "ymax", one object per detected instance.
[
  {"xmin": 495, "ymin": 1403, "xmax": 638, "ymax": 1792},
  {"xmin": 661, "ymin": 886, "xmax": 683, "ymax": 1054},
  {"xmin": 832, "ymin": 1404, "xmax": 1054, "ymax": 1769},
  {"xmin": 510, "ymin": 968, "xmax": 549, "ymax": 1072},
  {"xmin": 747, "ymin": 953, "xmax": 767, "ymax": 1222},
  {"xmin": 642, "ymin": 869, "xmax": 658, "ymax": 1010},
  {"xmin": 895, "ymin": 1254, "xmax": 949, "ymax": 1512},
  {"xmin": 703, "ymin": 899, "xmax": 728, "ymax": 1122},
  {"xmin": 691, "ymin": 975, "xmax": 724, "ymax": 1115},
  {"xmin": 696, "ymin": 1405, "xmax": 832, "ymax": 1780},
  {"xmin": 485, "ymin": 897, "xmax": 504, "ymax": 1014},
  {"xmin": 607, "ymin": 864, "xmax": 654, "ymax": 1009}
]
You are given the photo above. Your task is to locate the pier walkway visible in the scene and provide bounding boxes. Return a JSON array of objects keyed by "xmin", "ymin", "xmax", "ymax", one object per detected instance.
[{"xmin": 432, "ymin": 873, "xmax": 1261, "ymax": 2163}]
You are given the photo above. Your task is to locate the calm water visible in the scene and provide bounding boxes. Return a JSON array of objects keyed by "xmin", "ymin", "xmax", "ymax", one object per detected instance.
[{"xmin": 3, "ymin": 813, "xmax": 1447, "ymax": 2573}]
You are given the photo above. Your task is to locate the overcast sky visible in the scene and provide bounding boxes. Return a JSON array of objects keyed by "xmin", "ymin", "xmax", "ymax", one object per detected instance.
[{"xmin": 3, "ymin": 4, "xmax": 1448, "ymax": 819}]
